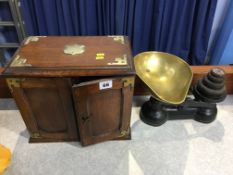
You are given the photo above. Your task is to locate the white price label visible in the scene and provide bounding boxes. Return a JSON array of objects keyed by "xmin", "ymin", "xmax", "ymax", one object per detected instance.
[{"xmin": 99, "ymin": 80, "xmax": 112, "ymax": 90}]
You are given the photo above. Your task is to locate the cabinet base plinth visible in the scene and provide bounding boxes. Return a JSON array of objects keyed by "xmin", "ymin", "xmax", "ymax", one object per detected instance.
[{"xmin": 29, "ymin": 137, "xmax": 79, "ymax": 143}]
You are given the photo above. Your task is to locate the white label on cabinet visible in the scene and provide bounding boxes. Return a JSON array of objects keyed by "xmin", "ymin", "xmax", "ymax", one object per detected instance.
[{"xmin": 99, "ymin": 80, "xmax": 112, "ymax": 90}]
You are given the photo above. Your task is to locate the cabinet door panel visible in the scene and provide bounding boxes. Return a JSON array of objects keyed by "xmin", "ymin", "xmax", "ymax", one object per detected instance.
[
  {"xmin": 24, "ymin": 88, "xmax": 68, "ymax": 133},
  {"xmin": 72, "ymin": 76, "xmax": 134, "ymax": 146},
  {"xmin": 89, "ymin": 90, "xmax": 121, "ymax": 136},
  {"xmin": 9, "ymin": 78, "xmax": 78, "ymax": 142}
]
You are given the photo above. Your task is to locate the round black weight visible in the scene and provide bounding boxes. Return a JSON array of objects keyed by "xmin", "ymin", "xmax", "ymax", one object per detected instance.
[
  {"xmin": 202, "ymin": 76, "xmax": 224, "ymax": 90},
  {"xmin": 193, "ymin": 86, "xmax": 227, "ymax": 103},
  {"xmin": 207, "ymin": 72, "xmax": 224, "ymax": 83},
  {"xmin": 197, "ymin": 79, "xmax": 226, "ymax": 98}
]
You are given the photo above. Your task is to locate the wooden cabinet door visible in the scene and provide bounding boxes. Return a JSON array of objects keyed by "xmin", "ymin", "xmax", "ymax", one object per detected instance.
[
  {"xmin": 72, "ymin": 76, "xmax": 134, "ymax": 146},
  {"xmin": 7, "ymin": 78, "xmax": 78, "ymax": 142}
]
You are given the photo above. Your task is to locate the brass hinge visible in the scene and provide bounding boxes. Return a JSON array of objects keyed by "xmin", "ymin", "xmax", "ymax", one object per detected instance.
[
  {"xmin": 6, "ymin": 78, "xmax": 22, "ymax": 92},
  {"xmin": 122, "ymin": 77, "xmax": 135, "ymax": 89}
]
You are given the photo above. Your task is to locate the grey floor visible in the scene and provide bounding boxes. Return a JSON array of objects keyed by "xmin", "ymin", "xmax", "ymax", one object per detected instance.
[{"xmin": 0, "ymin": 96, "xmax": 233, "ymax": 175}]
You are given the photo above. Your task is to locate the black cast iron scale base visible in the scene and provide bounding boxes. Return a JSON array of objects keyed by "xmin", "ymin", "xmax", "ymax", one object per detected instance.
[
  {"xmin": 140, "ymin": 68, "xmax": 227, "ymax": 126},
  {"xmin": 140, "ymin": 97, "xmax": 218, "ymax": 126}
]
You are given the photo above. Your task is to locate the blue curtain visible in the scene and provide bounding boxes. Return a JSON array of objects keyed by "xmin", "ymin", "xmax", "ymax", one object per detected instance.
[
  {"xmin": 19, "ymin": 0, "xmax": 217, "ymax": 65},
  {"xmin": 210, "ymin": 0, "xmax": 233, "ymax": 65}
]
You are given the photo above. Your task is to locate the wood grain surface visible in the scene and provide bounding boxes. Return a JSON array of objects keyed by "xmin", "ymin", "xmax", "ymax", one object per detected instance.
[
  {"xmin": 0, "ymin": 68, "xmax": 11, "ymax": 98},
  {"xmin": 3, "ymin": 36, "xmax": 135, "ymax": 77},
  {"xmin": 72, "ymin": 76, "xmax": 134, "ymax": 146},
  {"xmin": 9, "ymin": 77, "xmax": 79, "ymax": 142}
]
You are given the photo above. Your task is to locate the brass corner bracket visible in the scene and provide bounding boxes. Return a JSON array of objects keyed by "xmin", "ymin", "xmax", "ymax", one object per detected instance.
[
  {"xmin": 108, "ymin": 35, "xmax": 125, "ymax": 44},
  {"xmin": 10, "ymin": 55, "xmax": 31, "ymax": 67},
  {"xmin": 24, "ymin": 36, "xmax": 47, "ymax": 45},
  {"xmin": 120, "ymin": 128, "xmax": 130, "ymax": 137},
  {"xmin": 108, "ymin": 54, "xmax": 127, "ymax": 65},
  {"xmin": 31, "ymin": 132, "xmax": 41, "ymax": 139}
]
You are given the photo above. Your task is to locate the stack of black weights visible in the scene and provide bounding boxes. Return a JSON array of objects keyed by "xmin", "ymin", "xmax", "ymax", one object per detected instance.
[{"xmin": 193, "ymin": 68, "xmax": 227, "ymax": 103}]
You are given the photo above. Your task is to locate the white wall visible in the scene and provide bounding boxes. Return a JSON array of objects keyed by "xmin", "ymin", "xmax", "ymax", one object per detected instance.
[{"xmin": 206, "ymin": 0, "xmax": 231, "ymax": 62}]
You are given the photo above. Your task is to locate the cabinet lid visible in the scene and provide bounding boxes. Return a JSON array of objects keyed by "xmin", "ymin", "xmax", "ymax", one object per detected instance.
[{"xmin": 3, "ymin": 36, "xmax": 135, "ymax": 77}]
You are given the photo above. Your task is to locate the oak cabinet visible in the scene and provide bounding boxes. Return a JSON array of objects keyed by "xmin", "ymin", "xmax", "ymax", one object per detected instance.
[{"xmin": 2, "ymin": 36, "xmax": 135, "ymax": 146}]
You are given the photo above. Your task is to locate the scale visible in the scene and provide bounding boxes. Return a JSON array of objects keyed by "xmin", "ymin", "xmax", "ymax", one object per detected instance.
[{"xmin": 134, "ymin": 52, "xmax": 226, "ymax": 126}]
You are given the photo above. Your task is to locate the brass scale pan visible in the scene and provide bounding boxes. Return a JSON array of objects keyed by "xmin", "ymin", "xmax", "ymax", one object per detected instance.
[{"xmin": 134, "ymin": 52, "xmax": 193, "ymax": 105}]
